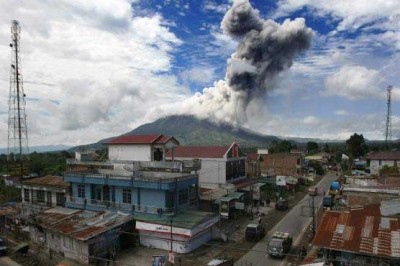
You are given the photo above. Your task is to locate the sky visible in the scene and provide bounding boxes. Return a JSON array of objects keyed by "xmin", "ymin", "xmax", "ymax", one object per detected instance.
[{"xmin": 0, "ymin": 0, "xmax": 399, "ymax": 150}]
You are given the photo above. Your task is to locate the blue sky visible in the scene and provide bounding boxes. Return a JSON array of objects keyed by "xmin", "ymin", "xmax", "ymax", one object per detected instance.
[{"xmin": 0, "ymin": 0, "xmax": 399, "ymax": 148}]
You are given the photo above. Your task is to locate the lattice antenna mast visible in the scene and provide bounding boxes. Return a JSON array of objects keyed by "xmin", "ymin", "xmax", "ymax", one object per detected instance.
[
  {"xmin": 385, "ymin": 85, "xmax": 393, "ymax": 148},
  {"xmin": 7, "ymin": 20, "xmax": 29, "ymax": 174}
]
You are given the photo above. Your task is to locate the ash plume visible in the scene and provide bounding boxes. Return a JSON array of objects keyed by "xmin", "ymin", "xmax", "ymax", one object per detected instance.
[
  {"xmin": 222, "ymin": 0, "xmax": 313, "ymax": 101},
  {"xmin": 150, "ymin": 0, "xmax": 313, "ymax": 127}
]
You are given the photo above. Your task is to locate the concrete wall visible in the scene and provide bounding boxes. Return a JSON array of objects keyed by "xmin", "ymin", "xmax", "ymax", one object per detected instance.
[
  {"xmin": 139, "ymin": 228, "xmax": 213, "ymax": 253},
  {"xmin": 21, "ymin": 185, "xmax": 69, "ymax": 216},
  {"xmin": 108, "ymin": 144, "xmax": 151, "ymax": 161},
  {"xmin": 260, "ymin": 153, "xmax": 302, "ymax": 176},
  {"xmin": 140, "ymin": 188, "xmax": 166, "ymax": 207},
  {"xmin": 199, "ymin": 159, "xmax": 226, "ymax": 186},
  {"xmin": 370, "ymin": 159, "xmax": 396, "ymax": 175},
  {"xmin": 343, "ymin": 190, "xmax": 400, "ymax": 206}
]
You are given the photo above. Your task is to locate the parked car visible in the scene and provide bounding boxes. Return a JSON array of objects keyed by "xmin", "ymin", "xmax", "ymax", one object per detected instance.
[
  {"xmin": 245, "ymin": 223, "xmax": 265, "ymax": 241},
  {"xmin": 0, "ymin": 237, "xmax": 7, "ymax": 256},
  {"xmin": 275, "ymin": 198, "xmax": 289, "ymax": 211}
]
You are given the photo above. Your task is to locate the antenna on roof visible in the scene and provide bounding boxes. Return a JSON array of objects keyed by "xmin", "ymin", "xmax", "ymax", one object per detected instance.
[{"xmin": 385, "ymin": 85, "xmax": 392, "ymax": 149}]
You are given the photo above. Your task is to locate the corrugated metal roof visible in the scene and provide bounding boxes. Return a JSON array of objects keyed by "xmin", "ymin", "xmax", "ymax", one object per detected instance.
[
  {"xmin": 34, "ymin": 207, "xmax": 133, "ymax": 241},
  {"xmin": 107, "ymin": 134, "xmax": 177, "ymax": 145},
  {"xmin": 22, "ymin": 175, "xmax": 70, "ymax": 188},
  {"xmin": 166, "ymin": 146, "xmax": 230, "ymax": 159},
  {"xmin": 366, "ymin": 151, "xmax": 400, "ymax": 160},
  {"xmin": 313, "ymin": 203, "xmax": 400, "ymax": 258}
]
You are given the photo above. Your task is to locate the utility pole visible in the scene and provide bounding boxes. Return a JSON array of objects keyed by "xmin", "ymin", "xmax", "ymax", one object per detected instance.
[
  {"xmin": 311, "ymin": 195, "xmax": 316, "ymax": 237},
  {"xmin": 169, "ymin": 219, "xmax": 174, "ymax": 265}
]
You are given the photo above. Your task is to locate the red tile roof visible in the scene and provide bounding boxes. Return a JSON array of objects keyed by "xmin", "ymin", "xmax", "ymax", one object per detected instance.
[
  {"xmin": 366, "ymin": 151, "xmax": 400, "ymax": 160},
  {"xmin": 166, "ymin": 146, "xmax": 230, "ymax": 159},
  {"xmin": 22, "ymin": 175, "xmax": 69, "ymax": 188},
  {"xmin": 107, "ymin": 134, "xmax": 177, "ymax": 145},
  {"xmin": 313, "ymin": 204, "xmax": 400, "ymax": 258}
]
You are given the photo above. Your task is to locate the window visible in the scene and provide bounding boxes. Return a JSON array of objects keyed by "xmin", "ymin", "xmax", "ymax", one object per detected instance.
[
  {"xmin": 123, "ymin": 189, "xmax": 131, "ymax": 204},
  {"xmin": 24, "ymin": 189, "xmax": 29, "ymax": 202},
  {"xmin": 78, "ymin": 184, "xmax": 85, "ymax": 198},
  {"xmin": 179, "ymin": 189, "xmax": 188, "ymax": 204},
  {"xmin": 56, "ymin": 192, "xmax": 65, "ymax": 207},
  {"xmin": 37, "ymin": 190, "xmax": 45, "ymax": 203}
]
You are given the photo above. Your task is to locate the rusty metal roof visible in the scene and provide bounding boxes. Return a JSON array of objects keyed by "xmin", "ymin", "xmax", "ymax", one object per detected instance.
[
  {"xmin": 313, "ymin": 203, "xmax": 400, "ymax": 258},
  {"xmin": 22, "ymin": 175, "xmax": 70, "ymax": 188},
  {"xmin": 366, "ymin": 151, "xmax": 400, "ymax": 160},
  {"xmin": 34, "ymin": 207, "xmax": 134, "ymax": 241}
]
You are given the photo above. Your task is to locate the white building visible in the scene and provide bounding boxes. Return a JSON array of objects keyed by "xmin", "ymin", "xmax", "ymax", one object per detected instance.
[
  {"xmin": 366, "ymin": 151, "xmax": 400, "ymax": 175},
  {"xmin": 107, "ymin": 134, "xmax": 179, "ymax": 161},
  {"xmin": 166, "ymin": 142, "xmax": 247, "ymax": 188}
]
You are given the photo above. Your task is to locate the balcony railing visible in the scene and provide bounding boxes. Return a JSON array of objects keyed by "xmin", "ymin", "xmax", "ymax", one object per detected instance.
[
  {"xmin": 66, "ymin": 159, "xmax": 201, "ymax": 173},
  {"xmin": 67, "ymin": 197, "xmax": 175, "ymax": 215}
]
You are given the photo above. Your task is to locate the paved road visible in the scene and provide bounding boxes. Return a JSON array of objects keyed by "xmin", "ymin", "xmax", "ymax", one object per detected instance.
[{"xmin": 236, "ymin": 173, "xmax": 337, "ymax": 266}]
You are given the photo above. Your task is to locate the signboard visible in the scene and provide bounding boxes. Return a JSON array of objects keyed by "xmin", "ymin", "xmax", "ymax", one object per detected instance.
[
  {"xmin": 220, "ymin": 200, "xmax": 229, "ymax": 218},
  {"xmin": 276, "ymin": 176, "xmax": 286, "ymax": 186},
  {"xmin": 235, "ymin": 202, "xmax": 245, "ymax": 210}
]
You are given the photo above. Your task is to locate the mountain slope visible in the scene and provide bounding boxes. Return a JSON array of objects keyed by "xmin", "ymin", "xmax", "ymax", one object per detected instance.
[{"xmin": 129, "ymin": 115, "xmax": 280, "ymax": 147}]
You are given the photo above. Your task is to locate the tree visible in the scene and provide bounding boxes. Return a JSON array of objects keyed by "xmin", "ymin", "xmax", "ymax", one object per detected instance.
[
  {"xmin": 346, "ymin": 133, "xmax": 368, "ymax": 158},
  {"xmin": 269, "ymin": 140, "xmax": 293, "ymax": 153},
  {"xmin": 306, "ymin": 142, "xmax": 319, "ymax": 154},
  {"xmin": 323, "ymin": 143, "xmax": 330, "ymax": 153}
]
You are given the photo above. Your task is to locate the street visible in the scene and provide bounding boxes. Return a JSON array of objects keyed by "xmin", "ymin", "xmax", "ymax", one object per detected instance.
[{"xmin": 236, "ymin": 172, "xmax": 337, "ymax": 266}]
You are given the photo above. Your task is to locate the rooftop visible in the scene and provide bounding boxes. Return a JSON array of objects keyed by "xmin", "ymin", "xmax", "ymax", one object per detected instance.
[
  {"xmin": 107, "ymin": 134, "xmax": 178, "ymax": 145},
  {"xmin": 22, "ymin": 175, "xmax": 70, "ymax": 188},
  {"xmin": 34, "ymin": 207, "xmax": 134, "ymax": 241},
  {"xmin": 366, "ymin": 151, "xmax": 400, "ymax": 161},
  {"xmin": 134, "ymin": 210, "xmax": 218, "ymax": 229},
  {"xmin": 313, "ymin": 202, "xmax": 400, "ymax": 258}
]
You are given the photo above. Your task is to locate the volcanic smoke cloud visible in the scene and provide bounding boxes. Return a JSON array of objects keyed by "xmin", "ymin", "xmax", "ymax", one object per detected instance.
[{"xmin": 163, "ymin": 0, "xmax": 313, "ymax": 126}]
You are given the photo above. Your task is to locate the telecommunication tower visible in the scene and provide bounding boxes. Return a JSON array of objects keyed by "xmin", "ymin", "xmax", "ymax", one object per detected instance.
[
  {"xmin": 7, "ymin": 20, "xmax": 30, "ymax": 178},
  {"xmin": 385, "ymin": 85, "xmax": 393, "ymax": 148}
]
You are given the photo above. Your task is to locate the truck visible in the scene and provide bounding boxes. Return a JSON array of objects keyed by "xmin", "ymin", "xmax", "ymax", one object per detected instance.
[
  {"xmin": 267, "ymin": 231, "xmax": 293, "ymax": 257},
  {"xmin": 245, "ymin": 223, "xmax": 265, "ymax": 241},
  {"xmin": 322, "ymin": 195, "xmax": 333, "ymax": 208}
]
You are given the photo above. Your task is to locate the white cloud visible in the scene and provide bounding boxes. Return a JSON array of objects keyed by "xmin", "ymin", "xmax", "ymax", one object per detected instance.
[
  {"xmin": 323, "ymin": 65, "xmax": 384, "ymax": 100},
  {"xmin": 203, "ymin": 0, "xmax": 231, "ymax": 14},
  {"xmin": 0, "ymin": 0, "xmax": 185, "ymax": 147},
  {"xmin": 303, "ymin": 116, "xmax": 319, "ymax": 125},
  {"xmin": 335, "ymin": 110, "xmax": 348, "ymax": 116},
  {"xmin": 275, "ymin": 0, "xmax": 400, "ymax": 33},
  {"xmin": 179, "ymin": 66, "xmax": 217, "ymax": 86}
]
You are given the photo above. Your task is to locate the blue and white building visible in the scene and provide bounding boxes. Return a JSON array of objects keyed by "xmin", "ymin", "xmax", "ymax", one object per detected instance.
[{"xmin": 64, "ymin": 134, "xmax": 219, "ymax": 253}]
